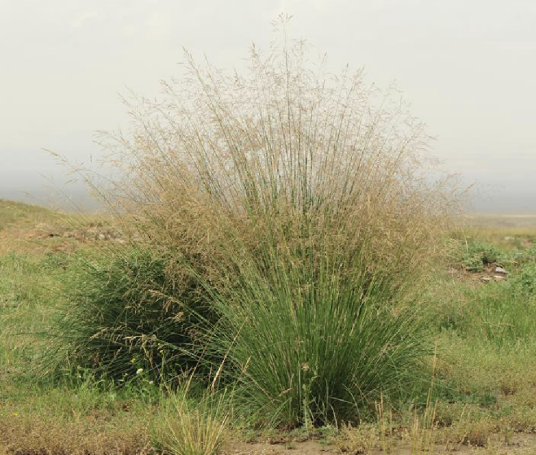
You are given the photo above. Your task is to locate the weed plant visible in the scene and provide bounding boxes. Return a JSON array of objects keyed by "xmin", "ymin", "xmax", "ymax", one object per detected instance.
[{"xmin": 459, "ymin": 239, "xmax": 506, "ymax": 272}]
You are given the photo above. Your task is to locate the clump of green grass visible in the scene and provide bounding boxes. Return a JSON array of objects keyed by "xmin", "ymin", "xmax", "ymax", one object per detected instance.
[
  {"xmin": 46, "ymin": 247, "xmax": 216, "ymax": 383},
  {"xmin": 54, "ymin": 20, "xmax": 459, "ymax": 427},
  {"xmin": 208, "ymin": 252, "xmax": 432, "ymax": 426}
]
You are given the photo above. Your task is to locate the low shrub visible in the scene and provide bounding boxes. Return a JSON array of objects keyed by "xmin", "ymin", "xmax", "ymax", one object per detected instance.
[{"xmin": 459, "ymin": 239, "xmax": 506, "ymax": 272}]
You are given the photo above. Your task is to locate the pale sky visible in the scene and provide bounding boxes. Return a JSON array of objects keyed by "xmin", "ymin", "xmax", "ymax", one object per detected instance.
[{"xmin": 1, "ymin": 0, "xmax": 535, "ymax": 212}]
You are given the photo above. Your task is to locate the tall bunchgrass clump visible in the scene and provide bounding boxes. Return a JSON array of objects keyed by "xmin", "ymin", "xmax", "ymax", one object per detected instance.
[
  {"xmin": 209, "ymin": 261, "xmax": 431, "ymax": 426},
  {"xmin": 65, "ymin": 22, "xmax": 458, "ymax": 426}
]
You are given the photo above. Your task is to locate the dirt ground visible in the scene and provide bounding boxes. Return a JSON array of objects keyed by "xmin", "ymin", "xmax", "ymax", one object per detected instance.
[{"xmin": 230, "ymin": 433, "xmax": 536, "ymax": 454}]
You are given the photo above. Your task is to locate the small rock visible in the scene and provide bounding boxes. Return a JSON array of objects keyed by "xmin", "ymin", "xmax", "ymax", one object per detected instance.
[
  {"xmin": 481, "ymin": 276, "xmax": 492, "ymax": 283},
  {"xmin": 495, "ymin": 266, "xmax": 508, "ymax": 275},
  {"xmin": 494, "ymin": 275, "xmax": 506, "ymax": 282}
]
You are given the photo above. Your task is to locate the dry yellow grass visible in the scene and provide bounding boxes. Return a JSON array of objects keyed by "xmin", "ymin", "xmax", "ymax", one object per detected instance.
[{"xmin": 0, "ymin": 413, "xmax": 151, "ymax": 455}]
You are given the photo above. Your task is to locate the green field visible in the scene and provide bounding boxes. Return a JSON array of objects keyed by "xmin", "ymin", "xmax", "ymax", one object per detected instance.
[{"xmin": 2, "ymin": 201, "xmax": 536, "ymax": 454}]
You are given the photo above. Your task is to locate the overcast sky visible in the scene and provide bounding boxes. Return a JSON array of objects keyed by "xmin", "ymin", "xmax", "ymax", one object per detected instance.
[{"xmin": 1, "ymin": 0, "xmax": 535, "ymax": 212}]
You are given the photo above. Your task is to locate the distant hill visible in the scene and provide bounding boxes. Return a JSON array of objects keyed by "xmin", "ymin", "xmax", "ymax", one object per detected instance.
[
  {"xmin": 0, "ymin": 199, "xmax": 60, "ymax": 231},
  {"xmin": 0, "ymin": 185, "xmax": 101, "ymax": 212}
]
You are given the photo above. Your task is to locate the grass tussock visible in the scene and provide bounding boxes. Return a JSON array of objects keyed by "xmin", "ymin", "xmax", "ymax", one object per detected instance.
[
  {"xmin": 152, "ymin": 387, "xmax": 230, "ymax": 455},
  {"xmin": 50, "ymin": 22, "xmax": 459, "ymax": 427},
  {"xmin": 46, "ymin": 248, "xmax": 215, "ymax": 383}
]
